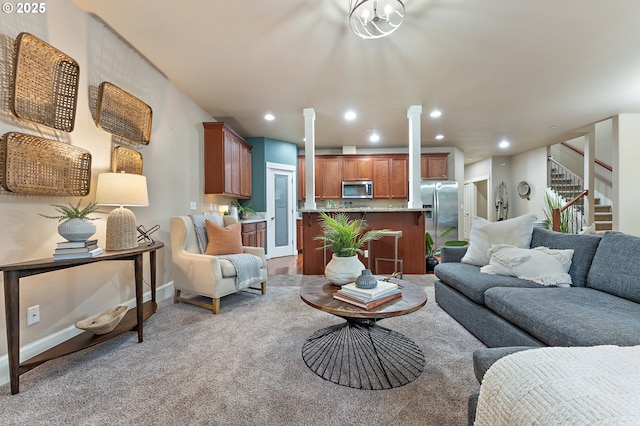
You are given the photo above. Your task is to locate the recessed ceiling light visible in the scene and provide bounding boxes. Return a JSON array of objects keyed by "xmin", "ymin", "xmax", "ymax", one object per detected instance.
[
  {"xmin": 430, "ymin": 109, "xmax": 442, "ymax": 118},
  {"xmin": 264, "ymin": 113, "xmax": 275, "ymax": 121},
  {"xmin": 344, "ymin": 110, "xmax": 357, "ymax": 121},
  {"xmin": 499, "ymin": 140, "xmax": 510, "ymax": 149},
  {"xmin": 369, "ymin": 133, "xmax": 380, "ymax": 143},
  {"xmin": 435, "ymin": 134, "xmax": 444, "ymax": 140}
]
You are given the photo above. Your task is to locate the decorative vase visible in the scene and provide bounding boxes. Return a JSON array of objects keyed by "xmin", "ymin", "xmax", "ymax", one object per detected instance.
[
  {"xmin": 355, "ymin": 269, "xmax": 378, "ymax": 289},
  {"xmin": 426, "ymin": 256, "xmax": 439, "ymax": 273},
  {"xmin": 58, "ymin": 218, "xmax": 96, "ymax": 242},
  {"xmin": 325, "ymin": 254, "xmax": 365, "ymax": 285}
]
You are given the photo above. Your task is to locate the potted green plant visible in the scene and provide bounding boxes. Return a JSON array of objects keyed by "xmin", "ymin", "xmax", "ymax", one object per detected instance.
[
  {"xmin": 233, "ymin": 201, "xmax": 256, "ymax": 220},
  {"xmin": 314, "ymin": 212, "xmax": 388, "ymax": 285},
  {"xmin": 40, "ymin": 200, "xmax": 105, "ymax": 242},
  {"xmin": 425, "ymin": 226, "xmax": 467, "ymax": 272}
]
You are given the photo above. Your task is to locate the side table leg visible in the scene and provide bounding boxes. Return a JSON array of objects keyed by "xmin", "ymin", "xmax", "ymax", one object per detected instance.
[
  {"xmin": 4, "ymin": 271, "xmax": 20, "ymax": 394},
  {"xmin": 149, "ymin": 249, "xmax": 157, "ymax": 303},
  {"xmin": 134, "ymin": 253, "xmax": 144, "ymax": 343}
]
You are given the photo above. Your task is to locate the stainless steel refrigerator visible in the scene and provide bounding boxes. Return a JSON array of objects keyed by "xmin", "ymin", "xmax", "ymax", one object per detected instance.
[{"xmin": 420, "ymin": 181, "xmax": 459, "ymax": 247}]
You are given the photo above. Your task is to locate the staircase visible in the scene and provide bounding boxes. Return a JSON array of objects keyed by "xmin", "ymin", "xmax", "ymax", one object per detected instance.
[{"xmin": 594, "ymin": 198, "xmax": 613, "ymax": 232}]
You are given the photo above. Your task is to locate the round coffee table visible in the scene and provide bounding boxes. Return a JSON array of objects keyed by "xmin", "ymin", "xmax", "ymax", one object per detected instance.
[{"xmin": 299, "ymin": 276, "xmax": 427, "ymax": 390}]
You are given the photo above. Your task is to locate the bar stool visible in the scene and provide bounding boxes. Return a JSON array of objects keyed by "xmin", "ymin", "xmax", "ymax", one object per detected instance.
[{"xmin": 369, "ymin": 230, "xmax": 403, "ymax": 277}]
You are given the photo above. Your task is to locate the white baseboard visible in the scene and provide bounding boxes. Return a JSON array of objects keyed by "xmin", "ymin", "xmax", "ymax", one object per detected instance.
[{"xmin": 0, "ymin": 281, "xmax": 174, "ymax": 387}]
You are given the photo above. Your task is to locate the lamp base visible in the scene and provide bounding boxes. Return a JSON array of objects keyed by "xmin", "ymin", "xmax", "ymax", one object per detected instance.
[{"xmin": 105, "ymin": 207, "xmax": 138, "ymax": 250}]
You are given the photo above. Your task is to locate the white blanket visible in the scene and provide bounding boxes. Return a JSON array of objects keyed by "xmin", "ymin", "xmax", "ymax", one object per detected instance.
[{"xmin": 475, "ymin": 345, "xmax": 640, "ymax": 425}]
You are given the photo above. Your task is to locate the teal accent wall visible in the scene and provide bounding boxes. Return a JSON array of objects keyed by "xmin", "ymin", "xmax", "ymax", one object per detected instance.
[{"xmin": 245, "ymin": 137, "xmax": 298, "ymax": 212}]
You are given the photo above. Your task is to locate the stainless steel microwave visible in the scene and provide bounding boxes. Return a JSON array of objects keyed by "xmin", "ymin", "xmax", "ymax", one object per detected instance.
[{"xmin": 342, "ymin": 181, "xmax": 373, "ymax": 199}]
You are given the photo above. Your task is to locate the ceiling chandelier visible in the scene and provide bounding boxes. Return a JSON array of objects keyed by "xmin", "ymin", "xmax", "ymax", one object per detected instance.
[{"xmin": 349, "ymin": 0, "xmax": 406, "ymax": 39}]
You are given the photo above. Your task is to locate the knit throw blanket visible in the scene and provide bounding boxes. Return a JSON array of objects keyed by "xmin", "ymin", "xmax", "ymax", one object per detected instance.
[
  {"xmin": 475, "ymin": 345, "xmax": 640, "ymax": 425},
  {"xmin": 218, "ymin": 253, "xmax": 263, "ymax": 289}
]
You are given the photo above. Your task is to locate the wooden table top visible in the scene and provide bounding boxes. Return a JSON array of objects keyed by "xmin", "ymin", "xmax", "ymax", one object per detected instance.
[{"xmin": 299, "ymin": 276, "xmax": 427, "ymax": 320}]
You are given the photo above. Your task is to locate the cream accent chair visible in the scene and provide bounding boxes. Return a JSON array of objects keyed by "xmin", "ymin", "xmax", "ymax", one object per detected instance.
[{"xmin": 170, "ymin": 215, "xmax": 267, "ymax": 314}]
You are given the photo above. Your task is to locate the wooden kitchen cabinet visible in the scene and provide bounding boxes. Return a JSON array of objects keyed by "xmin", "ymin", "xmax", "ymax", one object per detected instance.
[
  {"xmin": 241, "ymin": 221, "xmax": 266, "ymax": 250},
  {"xmin": 342, "ymin": 157, "xmax": 373, "ymax": 181},
  {"xmin": 316, "ymin": 156, "xmax": 343, "ymax": 200},
  {"xmin": 203, "ymin": 122, "xmax": 252, "ymax": 198},
  {"xmin": 372, "ymin": 155, "xmax": 407, "ymax": 199},
  {"xmin": 421, "ymin": 153, "xmax": 449, "ymax": 180}
]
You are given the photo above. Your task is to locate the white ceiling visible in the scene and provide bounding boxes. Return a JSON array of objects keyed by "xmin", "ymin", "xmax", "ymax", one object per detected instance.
[{"xmin": 73, "ymin": 0, "xmax": 640, "ymax": 163}]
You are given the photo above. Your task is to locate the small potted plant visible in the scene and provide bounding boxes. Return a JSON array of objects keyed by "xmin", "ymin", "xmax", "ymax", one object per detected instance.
[
  {"xmin": 233, "ymin": 201, "xmax": 256, "ymax": 220},
  {"xmin": 314, "ymin": 212, "xmax": 388, "ymax": 285},
  {"xmin": 425, "ymin": 226, "xmax": 467, "ymax": 272},
  {"xmin": 40, "ymin": 200, "xmax": 105, "ymax": 242}
]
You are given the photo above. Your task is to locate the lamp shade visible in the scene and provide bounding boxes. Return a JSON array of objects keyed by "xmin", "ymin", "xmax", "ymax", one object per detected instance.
[{"xmin": 95, "ymin": 172, "xmax": 149, "ymax": 207}]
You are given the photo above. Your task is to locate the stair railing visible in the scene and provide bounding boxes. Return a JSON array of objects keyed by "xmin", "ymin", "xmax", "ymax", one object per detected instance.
[{"xmin": 547, "ymin": 156, "xmax": 589, "ymax": 233}]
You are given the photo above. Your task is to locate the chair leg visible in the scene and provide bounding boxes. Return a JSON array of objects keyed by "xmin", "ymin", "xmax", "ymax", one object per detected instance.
[
  {"xmin": 173, "ymin": 289, "xmax": 181, "ymax": 304},
  {"xmin": 212, "ymin": 298, "xmax": 220, "ymax": 314},
  {"xmin": 261, "ymin": 281, "xmax": 267, "ymax": 295}
]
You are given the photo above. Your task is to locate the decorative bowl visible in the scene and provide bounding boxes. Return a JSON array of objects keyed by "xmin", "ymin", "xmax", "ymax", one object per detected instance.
[{"xmin": 75, "ymin": 305, "xmax": 128, "ymax": 335}]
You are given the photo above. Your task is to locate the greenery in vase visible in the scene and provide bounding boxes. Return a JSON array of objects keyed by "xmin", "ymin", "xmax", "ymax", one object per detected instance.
[
  {"xmin": 233, "ymin": 201, "xmax": 256, "ymax": 218},
  {"xmin": 314, "ymin": 212, "xmax": 388, "ymax": 257},
  {"xmin": 39, "ymin": 200, "xmax": 106, "ymax": 222},
  {"xmin": 425, "ymin": 226, "xmax": 466, "ymax": 257}
]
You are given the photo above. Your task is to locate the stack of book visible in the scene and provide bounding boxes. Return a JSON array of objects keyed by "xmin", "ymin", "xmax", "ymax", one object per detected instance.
[
  {"xmin": 333, "ymin": 280, "xmax": 402, "ymax": 309},
  {"xmin": 53, "ymin": 239, "xmax": 103, "ymax": 261}
]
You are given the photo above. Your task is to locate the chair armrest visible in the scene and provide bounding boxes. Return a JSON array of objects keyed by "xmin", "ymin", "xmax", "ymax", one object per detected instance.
[
  {"xmin": 174, "ymin": 250, "xmax": 224, "ymax": 283},
  {"xmin": 242, "ymin": 246, "xmax": 267, "ymax": 268}
]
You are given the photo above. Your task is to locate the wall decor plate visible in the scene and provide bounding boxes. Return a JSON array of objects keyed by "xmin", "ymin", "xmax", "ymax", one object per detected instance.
[
  {"xmin": 10, "ymin": 32, "xmax": 80, "ymax": 132},
  {"xmin": 111, "ymin": 146, "xmax": 143, "ymax": 174},
  {"xmin": 95, "ymin": 82, "xmax": 152, "ymax": 144},
  {"xmin": 0, "ymin": 132, "xmax": 91, "ymax": 196}
]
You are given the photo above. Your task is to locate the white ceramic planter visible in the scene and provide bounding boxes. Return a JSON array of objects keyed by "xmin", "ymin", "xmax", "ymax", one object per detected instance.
[
  {"xmin": 58, "ymin": 218, "xmax": 96, "ymax": 242},
  {"xmin": 325, "ymin": 254, "xmax": 365, "ymax": 285}
]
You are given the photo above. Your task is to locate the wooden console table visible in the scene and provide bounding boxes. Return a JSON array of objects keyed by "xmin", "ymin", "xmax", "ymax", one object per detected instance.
[{"xmin": 0, "ymin": 242, "xmax": 164, "ymax": 395}]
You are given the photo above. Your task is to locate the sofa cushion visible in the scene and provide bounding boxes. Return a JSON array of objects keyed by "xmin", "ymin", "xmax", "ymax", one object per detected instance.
[
  {"xmin": 435, "ymin": 262, "xmax": 543, "ymax": 304},
  {"xmin": 481, "ymin": 245, "xmax": 574, "ymax": 286},
  {"xmin": 587, "ymin": 231, "xmax": 640, "ymax": 303},
  {"xmin": 484, "ymin": 286, "xmax": 640, "ymax": 346},
  {"xmin": 462, "ymin": 214, "xmax": 537, "ymax": 266},
  {"xmin": 530, "ymin": 227, "xmax": 601, "ymax": 287},
  {"xmin": 189, "ymin": 213, "xmax": 225, "ymax": 253}
]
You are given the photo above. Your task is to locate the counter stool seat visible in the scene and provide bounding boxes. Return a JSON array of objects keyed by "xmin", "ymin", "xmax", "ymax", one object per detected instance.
[{"xmin": 370, "ymin": 230, "xmax": 403, "ymax": 278}]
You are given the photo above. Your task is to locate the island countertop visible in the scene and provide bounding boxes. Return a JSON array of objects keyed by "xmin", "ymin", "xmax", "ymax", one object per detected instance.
[{"xmin": 300, "ymin": 209, "xmax": 426, "ymax": 275}]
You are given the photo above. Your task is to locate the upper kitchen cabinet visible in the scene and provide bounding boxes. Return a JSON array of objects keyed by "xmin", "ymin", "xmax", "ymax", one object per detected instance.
[
  {"xmin": 421, "ymin": 153, "xmax": 449, "ymax": 180},
  {"xmin": 342, "ymin": 157, "xmax": 373, "ymax": 181},
  {"xmin": 204, "ymin": 122, "xmax": 252, "ymax": 198},
  {"xmin": 316, "ymin": 156, "xmax": 343, "ymax": 200},
  {"xmin": 372, "ymin": 155, "xmax": 407, "ymax": 199}
]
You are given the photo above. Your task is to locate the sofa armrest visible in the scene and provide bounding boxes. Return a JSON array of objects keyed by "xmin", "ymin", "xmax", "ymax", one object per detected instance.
[{"xmin": 440, "ymin": 246, "xmax": 468, "ymax": 263}]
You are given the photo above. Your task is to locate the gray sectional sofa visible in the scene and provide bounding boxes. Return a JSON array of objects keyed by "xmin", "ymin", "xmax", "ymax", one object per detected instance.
[{"xmin": 434, "ymin": 227, "xmax": 640, "ymax": 424}]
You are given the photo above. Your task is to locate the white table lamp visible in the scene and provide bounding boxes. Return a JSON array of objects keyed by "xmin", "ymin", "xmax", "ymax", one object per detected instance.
[{"xmin": 95, "ymin": 172, "xmax": 149, "ymax": 250}]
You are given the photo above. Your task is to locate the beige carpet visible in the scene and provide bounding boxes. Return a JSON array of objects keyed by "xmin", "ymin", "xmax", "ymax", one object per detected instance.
[{"xmin": 0, "ymin": 275, "xmax": 484, "ymax": 425}]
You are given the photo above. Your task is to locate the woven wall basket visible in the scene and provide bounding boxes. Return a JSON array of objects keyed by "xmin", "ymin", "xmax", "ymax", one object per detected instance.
[
  {"xmin": 111, "ymin": 146, "xmax": 143, "ymax": 174},
  {"xmin": 0, "ymin": 132, "xmax": 92, "ymax": 196},
  {"xmin": 95, "ymin": 82, "xmax": 152, "ymax": 144},
  {"xmin": 10, "ymin": 32, "xmax": 80, "ymax": 132}
]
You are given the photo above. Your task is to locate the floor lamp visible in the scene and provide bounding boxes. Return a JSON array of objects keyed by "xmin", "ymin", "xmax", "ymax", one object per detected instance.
[{"xmin": 95, "ymin": 172, "xmax": 149, "ymax": 250}]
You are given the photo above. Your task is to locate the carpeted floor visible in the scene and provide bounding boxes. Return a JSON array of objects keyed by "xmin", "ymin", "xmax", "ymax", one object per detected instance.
[{"xmin": 0, "ymin": 275, "xmax": 484, "ymax": 425}]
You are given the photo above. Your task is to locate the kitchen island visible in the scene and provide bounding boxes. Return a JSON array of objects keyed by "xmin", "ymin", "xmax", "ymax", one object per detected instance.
[{"xmin": 300, "ymin": 208, "xmax": 426, "ymax": 275}]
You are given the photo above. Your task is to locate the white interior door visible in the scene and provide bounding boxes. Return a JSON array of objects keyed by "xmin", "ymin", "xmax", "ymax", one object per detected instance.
[{"xmin": 266, "ymin": 163, "xmax": 296, "ymax": 258}]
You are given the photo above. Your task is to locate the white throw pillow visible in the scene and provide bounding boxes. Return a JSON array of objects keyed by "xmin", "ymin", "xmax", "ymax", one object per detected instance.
[
  {"xmin": 480, "ymin": 244, "xmax": 574, "ymax": 286},
  {"xmin": 461, "ymin": 213, "xmax": 537, "ymax": 266}
]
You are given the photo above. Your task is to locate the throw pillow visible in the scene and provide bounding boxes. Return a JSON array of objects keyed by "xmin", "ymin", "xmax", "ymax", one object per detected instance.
[
  {"xmin": 461, "ymin": 213, "xmax": 537, "ymax": 266},
  {"xmin": 190, "ymin": 213, "xmax": 225, "ymax": 253},
  {"xmin": 204, "ymin": 220, "xmax": 243, "ymax": 256},
  {"xmin": 480, "ymin": 244, "xmax": 574, "ymax": 286}
]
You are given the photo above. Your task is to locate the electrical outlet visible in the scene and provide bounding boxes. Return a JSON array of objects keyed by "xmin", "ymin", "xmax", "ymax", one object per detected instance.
[
  {"xmin": 27, "ymin": 305, "xmax": 40, "ymax": 326},
  {"xmin": 189, "ymin": 201, "xmax": 197, "ymax": 210}
]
